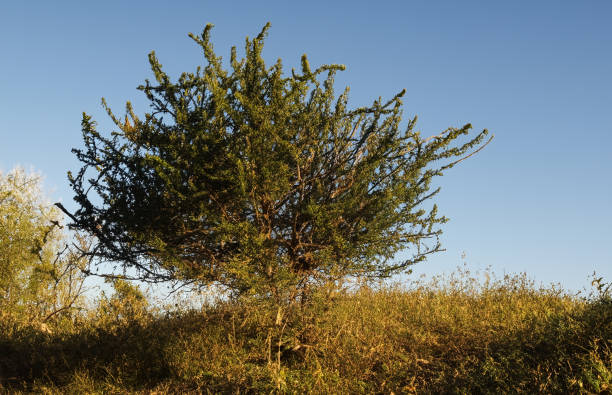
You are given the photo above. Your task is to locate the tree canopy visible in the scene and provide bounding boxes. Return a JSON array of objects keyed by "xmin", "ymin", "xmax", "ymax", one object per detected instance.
[{"xmin": 62, "ymin": 23, "xmax": 491, "ymax": 300}]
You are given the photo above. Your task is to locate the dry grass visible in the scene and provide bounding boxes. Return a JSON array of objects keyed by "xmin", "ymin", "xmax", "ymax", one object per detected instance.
[{"xmin": 1, "ymin": 268, "xmax": 610, "ymax": 394}]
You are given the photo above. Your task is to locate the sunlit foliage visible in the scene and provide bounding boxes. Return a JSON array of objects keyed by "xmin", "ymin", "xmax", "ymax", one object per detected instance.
[{"xmin": 0, "ymin": 168, "xmax": 86, "ymax": 326}]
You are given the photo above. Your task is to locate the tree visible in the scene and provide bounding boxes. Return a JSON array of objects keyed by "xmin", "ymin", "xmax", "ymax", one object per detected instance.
[
  {"xmin": 61, "ymin": 23, "xmax": 491, "ymax": 302},
  {"xmin": 0, "ymin": 168, "xmax": 87, "ymax": 325}
]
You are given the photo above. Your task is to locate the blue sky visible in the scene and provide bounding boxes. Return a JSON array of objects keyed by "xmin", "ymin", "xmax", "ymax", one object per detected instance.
[{"xmin": 1, "ymin": 1, "xmax": 610, "ymax": 292}]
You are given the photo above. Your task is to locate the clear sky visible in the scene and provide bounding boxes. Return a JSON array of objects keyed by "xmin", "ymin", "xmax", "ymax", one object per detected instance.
[{"xmin": 1, "ymin": 1, "xmax": 610, "ymax": 292}]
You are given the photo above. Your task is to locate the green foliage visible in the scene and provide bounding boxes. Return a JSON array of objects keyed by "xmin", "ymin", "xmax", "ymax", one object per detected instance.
[
  {"xmin": 0, "ymin": 269, "xmax": 609, "ymax": 393},
  {"xmin": 64, "ymin": 23, "xmax": 490, "ymax": 300},
  {"xmin": 0, "ymin": 168, "xmax": 87, "ymax": 326},
  {"xmin": 95, "ymin": 279, "xmax": 149, "ymax": 326}
]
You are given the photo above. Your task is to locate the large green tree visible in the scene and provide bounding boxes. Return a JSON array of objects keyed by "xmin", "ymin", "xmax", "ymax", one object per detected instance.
[{"xmin": 61, "ymin": 24, "xmax": 491, "ymax": 301}]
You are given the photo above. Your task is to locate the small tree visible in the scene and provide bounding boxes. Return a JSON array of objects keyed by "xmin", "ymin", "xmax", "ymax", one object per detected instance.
[
  {"xmin": 0, "ymin": 168, "xmax": 87, "ymax": 325},
  {"xmin": 62, "ymin": 24, "xmax": 491, "ymax": 302}
]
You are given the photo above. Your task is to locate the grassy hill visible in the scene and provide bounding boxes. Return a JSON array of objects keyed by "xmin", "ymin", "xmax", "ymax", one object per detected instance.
[{"xmin": 1, "ymin": 269, "xmax": 610, "ymax": 394}]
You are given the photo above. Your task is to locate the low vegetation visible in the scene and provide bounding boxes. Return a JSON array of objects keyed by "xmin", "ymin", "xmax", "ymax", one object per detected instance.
[{"xmin": 1, "ymin": 268, "xmax": 610, "ymax": 394}]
